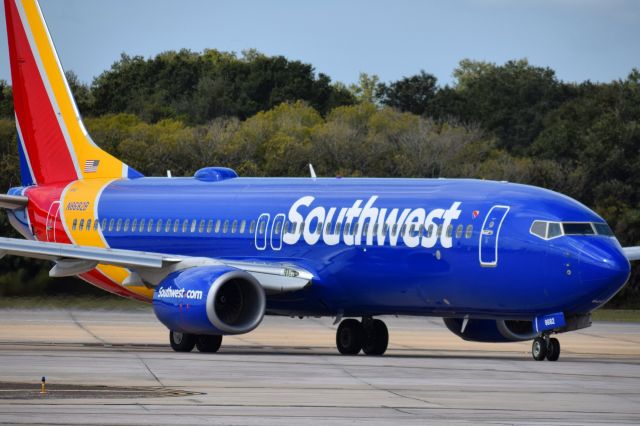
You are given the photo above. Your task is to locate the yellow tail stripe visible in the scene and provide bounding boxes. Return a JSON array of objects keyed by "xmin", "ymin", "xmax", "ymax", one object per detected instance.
[{"xmin": 22, "ymin": 0, "xmax": 125, "ymax": 180}]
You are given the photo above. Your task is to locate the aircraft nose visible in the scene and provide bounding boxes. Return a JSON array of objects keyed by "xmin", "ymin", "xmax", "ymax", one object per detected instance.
[{"xmin": 579, "ymin": 240, "xmax": 630, "ymax": 305}]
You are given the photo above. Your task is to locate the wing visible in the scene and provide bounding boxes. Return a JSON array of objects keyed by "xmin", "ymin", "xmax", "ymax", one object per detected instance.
[
  {"xmin": 0, "ymin": 237, "xmax": 313, "ymax": 294},
  {"xmin": 623, "ymin": 246, "xmax": 640, "ymax": 262}
]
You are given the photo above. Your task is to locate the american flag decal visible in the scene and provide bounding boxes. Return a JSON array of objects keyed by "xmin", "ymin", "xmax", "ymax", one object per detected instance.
[{"xmin": 83, "ymin": 160, "xmax": 100, "ymax": 173}]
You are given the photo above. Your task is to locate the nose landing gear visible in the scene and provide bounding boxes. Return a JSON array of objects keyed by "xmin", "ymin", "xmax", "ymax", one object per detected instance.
[
  {"xmin": 336, "ymin": 317, "xmax": 389, "ymax": 356},
  {"xmin": 532, "ymin": 335, "xmax": 560, "ymax": 361}
]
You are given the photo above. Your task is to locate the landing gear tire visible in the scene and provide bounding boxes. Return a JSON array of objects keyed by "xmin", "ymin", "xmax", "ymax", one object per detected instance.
[
  {"xmin": 546, "ymin": 337, "xmax": 560, "ymax": 361},
  {"xmin": 196, "ymin": 335, "xmax": 223, "ymax": 353},
  {"xmin": 336, "ymin": 319, "xmax": 364, "ymax": 355},
  {"xmin": 169, "ymin": 330, "xmax": 196, "ymax": 352},
  {"xmin": 362, "ymin": 319, "xmax": 389, "ymax": 356},
  {"xmin": 532, "ymin": 337, "xmax": 547, "ymax": 361}
]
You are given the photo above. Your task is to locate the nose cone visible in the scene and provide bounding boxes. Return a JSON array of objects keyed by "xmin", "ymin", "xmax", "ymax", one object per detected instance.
[{"xmin": 579, "ymin": 239, "xmax": 630, "ymax": 307}]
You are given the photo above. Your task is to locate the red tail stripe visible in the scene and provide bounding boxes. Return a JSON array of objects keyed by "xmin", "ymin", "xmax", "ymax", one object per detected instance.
[{"xmin": 6, "ymin": 0, "xmax": 78, "ymax": 184}]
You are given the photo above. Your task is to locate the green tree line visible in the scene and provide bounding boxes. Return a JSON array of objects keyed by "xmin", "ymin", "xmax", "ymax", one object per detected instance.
[{"xmin": 0, "ymin": 50, "xmax": 638, "ymax": 307}]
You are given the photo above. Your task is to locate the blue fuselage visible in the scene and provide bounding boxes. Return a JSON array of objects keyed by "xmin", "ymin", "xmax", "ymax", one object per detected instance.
[{"xmin": 83, "ymin": 176, "xmax": 630, "ymax": 320}]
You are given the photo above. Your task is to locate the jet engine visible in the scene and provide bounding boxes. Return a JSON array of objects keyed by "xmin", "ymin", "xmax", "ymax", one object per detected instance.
[
  {"xmin": 443, "ymin": 318, "xmax": 539, "ymax": 342},
  {"xmin": 152, "ymin": 265, "xmax": 265, "ymax": 335}
]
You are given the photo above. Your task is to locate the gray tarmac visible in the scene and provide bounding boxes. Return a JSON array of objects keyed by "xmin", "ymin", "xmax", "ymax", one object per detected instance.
[{"xmin": 0, "ymin": 308, "xmax": 639, "ymax": 425}]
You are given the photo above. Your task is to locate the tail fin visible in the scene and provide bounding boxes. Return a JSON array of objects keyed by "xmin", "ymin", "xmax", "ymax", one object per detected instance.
[{"xmin": 5, "ymin": 0, "xmax": 142, "ymax": 185}]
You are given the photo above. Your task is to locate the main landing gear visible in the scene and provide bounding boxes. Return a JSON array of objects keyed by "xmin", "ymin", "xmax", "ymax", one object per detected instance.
[
  {"xmin": 169, "ymin": 331, "xmax": 222, "ymax": 353},
  {"xmin": 531, "ymin": 335, "xmax": 560, "ymax": 361},
  {"xmin": 336, "ymin": 317, "xmax": 389, "ymax": 356}
]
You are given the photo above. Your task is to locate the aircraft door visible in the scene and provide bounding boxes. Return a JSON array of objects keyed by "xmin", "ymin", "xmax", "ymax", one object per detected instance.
[
  {"xmin": 479, "ymin": 205, "xmax": 510, "ymax": 267},
  {"xmin": 45, "ymin": 201, "xmax": 60, "ymax": 242},
  {"xmin": 254, "ymin": 213, "xmax": 270, "ymax": 250},
  {"xmin": 270, "ymin": 213, "xmax": 285, "ymax": 250}
]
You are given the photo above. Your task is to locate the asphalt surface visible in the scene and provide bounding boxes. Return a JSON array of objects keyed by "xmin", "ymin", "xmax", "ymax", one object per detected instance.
[{"xmin": 0, "ymin": 309, "xmax": 638, "ymax": 425}]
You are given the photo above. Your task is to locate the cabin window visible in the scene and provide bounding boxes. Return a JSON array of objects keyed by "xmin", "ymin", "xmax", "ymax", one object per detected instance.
[
  {"xmin": 249, "ymin": 220, "xmax": 256, "ymax": 234},
  {"xmin": 231, "ymin": 220, "xmax": 238, "ymax": 234},
  {"xmin": 108, "ymin": 219, "xmax": 115, "ymax": 232},
  {"xmin": 353, "ymin": 223, "xmax": 359, "ymax": 236},
  {"xmin": 259, "ymin": 220, "xmax": 266, "ymax": 235},
  {"xmin": 372, "ymin": 223, "xmax": 377, "ymax": 235},
  {"xmin": 79, "ymin": 218, "xmax": 85, "ymax": 231},
  {"xmin": 72, "ymin": 219, "xmax": 78, "ymax": 231},
  {"xmin": 400, "ymin": 224, "xmax": 406, "ymax": 236},
  {"xmin": 156, "ymin": 219, "xmax": 162, "ymax": 233},
  {"xmin": 163, "ymin": 219, "xmax": 170, "ymax": 232},
  {"xmin": 324, "ymin": 222, "xmax": 332, "ymax": 235},
  {"xmin": 240, "ymin": 220, "xmax": 246, "ymax": 233},
  {"xmin": 116, "ymin": 219, "xmax": 123, "ymax": 232},
  {"xmin": 198, "ymin": 219, "xmax": 205, "ymax": 233},
  {"xmin": 465, "ymin": 224, "xmax": 473, "ymax": 239},
  {"xmin": 223, "ymin": 220, "xmax": 229, "ymax": 233},
  {"xmin": 189, "ymin": 219, "xmax": 196, "ymax": 233},
  {"xmin": 289, "ymin": 222, "xmax": 296, "ymax": 234},
  {"xmin": 130, "ymin": 219, "xmax": 137, "ymax": 232},
  {"xmin": 123, "ymin": 219, "xmax": 130, "ymax": 232},
  {"xmin": 145, "ymin": 219, "xmax": 152, "ymax": 232},
  {"xmin": 446, "ymin": 225, "xmax": 453, "ymax": 238},
  {"xmin": 101, "ymin": 219, "xmax": 106, "ymax": 230},
  {"xmin": 139, "ymin": 219, "xmax": 145, "ymax": 232},
  {"xmin": 391, "ymin": 224, "xmax": 398, "ymax": 237},
  {"xmin": 206, "ymin": 219, "xmax": 213, "ymax": 233},
  {"xmin": 455, "ymin": 224, "xmax": 463, "ymax": 239},
  {"xmin": 180, "ymin": 219, "xmax": 186, "ymax": 233},
  {"xmin": 383, "ymin": 224, "xmax": 389, "ymax": 235},
  {"xmin": 173, "ymin": 219, "xmax": 179, "ymax": 233},
  {"xmin": 93, "ymin": 219, "xmax": 99, "ymax": 231},
  {"xmin": 300, "ymin": 221, "xmax": 305, "ymax": 234},
  {"xmin": 215, "ymin": 220, "xmax": 221, "ymax": 233}
]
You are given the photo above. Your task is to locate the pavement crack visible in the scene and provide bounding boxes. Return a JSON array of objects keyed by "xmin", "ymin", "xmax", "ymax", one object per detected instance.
[{"xmin": 66, "ymin": 312, "xmax": 108, "ymax": 345}]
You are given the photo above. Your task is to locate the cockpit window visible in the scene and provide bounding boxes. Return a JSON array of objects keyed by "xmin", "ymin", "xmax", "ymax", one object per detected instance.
[
  {"xmin": 531, "ymin": 220, "xmax": 615, "ymax": 240},
  {"xmin": 530, "ymin": 221, "xmax": 547, "ymax": 239},
  {"xmin": 593, "ymin": 223, "xmax": 614, "ymax": 236},
  {"xmin": 548, "ymin": 222, "xmax": 562, "ymax": 238},
  {"xmin": 562, "ymin": 222, "xmax": 595, "ymax": 235}
]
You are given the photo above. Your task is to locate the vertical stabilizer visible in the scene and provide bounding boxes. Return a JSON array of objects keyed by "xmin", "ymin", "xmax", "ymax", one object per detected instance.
[{"xmin": 5, "ymin": 0, "xmax": 142, "ymax": 185}]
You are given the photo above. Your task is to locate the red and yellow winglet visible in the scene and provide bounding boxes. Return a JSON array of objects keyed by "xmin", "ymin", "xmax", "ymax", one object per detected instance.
[{"xmin": 5, "ymin": 0, "xmax": 141, "ymax": 185}]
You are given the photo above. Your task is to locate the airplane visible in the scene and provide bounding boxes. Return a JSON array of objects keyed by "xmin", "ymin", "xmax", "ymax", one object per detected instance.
[{"xmin": 1, "ymin": 0, "xmax": 638, "ymax": 361}]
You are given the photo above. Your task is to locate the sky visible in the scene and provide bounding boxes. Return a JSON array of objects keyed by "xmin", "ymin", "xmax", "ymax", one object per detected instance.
[{"xmin": 0, "ymin": 0, "xmax": 638, "ymax": 87}]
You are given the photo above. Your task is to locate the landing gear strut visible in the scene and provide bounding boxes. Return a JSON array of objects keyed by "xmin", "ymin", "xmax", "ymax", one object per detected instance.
[
  {"xmin": 336, "ymin": 317, "xmax": 389, "ymax": 356},
  {"xmin": 169, "ymin": 331, "xmax": 223, "ymax": 353},
  {"xmin": 532, "ymin": 335, "xmax": 560, "ymax": 361}
]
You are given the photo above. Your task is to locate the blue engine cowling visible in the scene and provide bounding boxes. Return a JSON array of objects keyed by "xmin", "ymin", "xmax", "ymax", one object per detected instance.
[
  {"xmin": 443, "ymin": 318, "xmax": 539, "ymax": 342},
  {"xmin": 152, "ymin": 265, "xmax": 266, "ymax": 335}
]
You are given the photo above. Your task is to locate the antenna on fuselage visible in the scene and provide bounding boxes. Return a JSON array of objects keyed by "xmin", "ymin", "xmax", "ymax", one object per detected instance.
[
  {"xmin": 167, "ymin": 170, "xmax": 172, "ymax": 178},
  {"xmin": 309, "ymin": 164, "xmax": 317, "ymax": 180}
]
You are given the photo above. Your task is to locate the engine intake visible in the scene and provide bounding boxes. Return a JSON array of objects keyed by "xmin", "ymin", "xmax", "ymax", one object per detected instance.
[{"xmin": 153, "ymin": 266, "xmax": 265, "ymax": 335}]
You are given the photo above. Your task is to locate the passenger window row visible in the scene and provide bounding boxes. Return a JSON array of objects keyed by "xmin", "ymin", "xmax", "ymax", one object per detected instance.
[
  {"xmin": 69, "ymin": 217, "xmax": 476, "ymax": 240},
  {"xmin": 70, "ymin": 217, "xmax": 255, "ymax": 236}
]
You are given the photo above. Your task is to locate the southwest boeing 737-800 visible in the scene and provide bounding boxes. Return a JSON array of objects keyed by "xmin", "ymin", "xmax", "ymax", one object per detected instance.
[{"xmin": 1, "ymin": 0, "xmax": 638, "ymax": 361}]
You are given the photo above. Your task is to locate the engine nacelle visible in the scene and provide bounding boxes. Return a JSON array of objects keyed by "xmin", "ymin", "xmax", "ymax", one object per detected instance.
[
  {"xmin": 443, "ymin": 318, "xmax": 539, "ymax": 342},
  {"xmin": 152, "ymin": 266, "xmax": 265, "ymax": 335}
]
